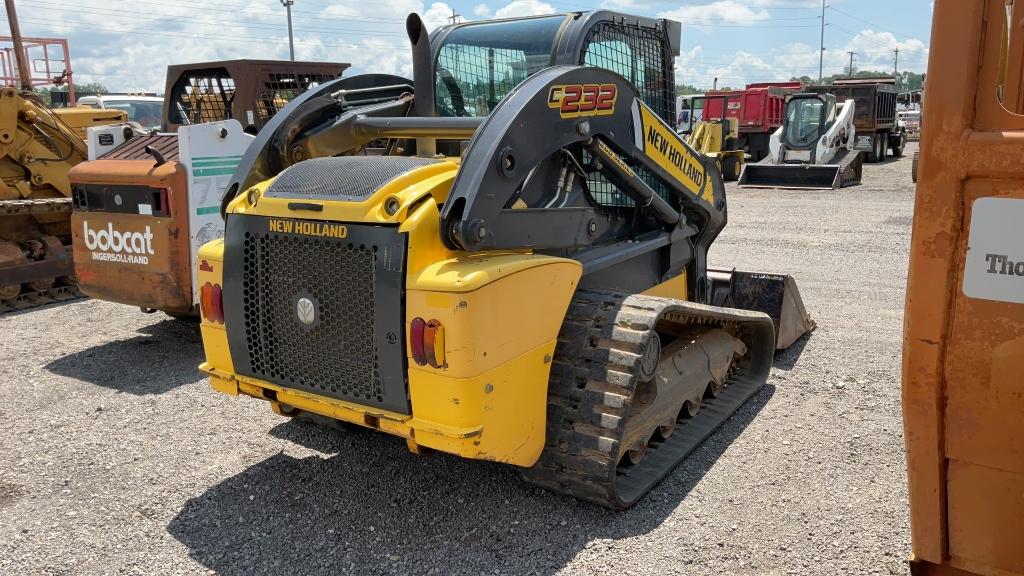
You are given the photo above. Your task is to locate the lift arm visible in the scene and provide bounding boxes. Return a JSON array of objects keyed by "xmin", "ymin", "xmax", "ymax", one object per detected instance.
[{"xmin": 439, "ymin": 65, "xmax": 726, "ymax": 254}]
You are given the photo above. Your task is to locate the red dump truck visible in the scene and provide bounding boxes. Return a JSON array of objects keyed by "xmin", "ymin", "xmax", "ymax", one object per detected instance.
[{"xmin": 701, "ymin": 81, "xmax": 802, "ymax": 161}]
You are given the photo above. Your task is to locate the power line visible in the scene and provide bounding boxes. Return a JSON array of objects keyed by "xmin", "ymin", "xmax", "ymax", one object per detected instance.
[
  {"xmin": 19, "ymin": 0, "xmax": 408, "ymax": 24},
  {"xmin": 7, "ymin": 6, "xmax": 410, "ymax": 38},
  {"xmin": 829, "ymin": 6, "xmax": 917, "ymax": 40},
  {"xmin": 6, "ymin": 15, "xmax": 405, "ymax": 49},
  {"xmin": 829, "ymin": 23, "xmax": 899, "ymax": 49}
]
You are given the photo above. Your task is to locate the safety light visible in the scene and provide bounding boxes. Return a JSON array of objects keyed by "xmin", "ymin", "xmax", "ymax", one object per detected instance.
[
  {"xmin": 410, "ymin": 317, "xmax": 445, "ymax": 368},
  {"xmin": 200, "ymin": 282, "xmax": 224, "ymax": 324},
  {"xmin": 410, "ymin": 317, "xmax": 426, "ymax": 365}
]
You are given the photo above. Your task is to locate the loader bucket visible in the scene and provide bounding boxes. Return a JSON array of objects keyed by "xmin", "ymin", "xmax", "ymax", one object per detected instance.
[
  {"xmin": 738, "ymin": 163, "xmax": 842, "ymax": 190},
  {"xmin": 709, "ymin": 268, "xmax": 816, "ymax": 350},
  {"xmin": 737, "ymin": 149, "xmax": 862, "ymax": 190}
]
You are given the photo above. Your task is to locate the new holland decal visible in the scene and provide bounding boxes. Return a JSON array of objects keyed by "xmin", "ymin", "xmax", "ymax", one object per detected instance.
[
  {"xmin": 547, "ymin": 83, "xmax": 617, "ymax": 119},
  {"xmin": 269, "ymin": 219, "xmax": 348, "ymax": 239},
  {"xmin": 631, "ymin": 100, "xmax": 713, "ymax": 205}
]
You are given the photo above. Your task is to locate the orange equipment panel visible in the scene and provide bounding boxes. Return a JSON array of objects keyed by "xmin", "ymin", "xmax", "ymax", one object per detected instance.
[
  {"xmin": 69, "ymin": 159, "xmax": 194, "ymax": 315},
  {"xmin": 902, "ymin": 2, "xmax": 1024, "ymax": 575}
]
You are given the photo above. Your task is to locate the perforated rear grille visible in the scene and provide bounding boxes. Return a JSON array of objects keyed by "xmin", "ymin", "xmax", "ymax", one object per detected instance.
[
  {"xmin": 264, "ymin": 157, "xmax": 440, "ymax": 200},
  {"xmin": 226, "ymin": 217, "xmax": 409, "ymax": 413}
]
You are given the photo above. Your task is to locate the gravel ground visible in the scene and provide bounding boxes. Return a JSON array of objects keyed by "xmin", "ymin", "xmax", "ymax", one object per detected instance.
[{"xmin": 0, "ymin": 143, "xmax": 916, "ymax": 576}]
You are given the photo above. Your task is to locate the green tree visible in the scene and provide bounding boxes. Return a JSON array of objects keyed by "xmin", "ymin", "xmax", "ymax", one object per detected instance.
[
  {"xmin": 74, "ymin": 81, "xmax": 110, "ymax": 95},
  {"xmin": 675, "ymin": 83, "xmax": 702, "ymax": 95},
  {"xmin": 790, "ymin": 70, "xmax": 924, "ymax": 91},
  {"xmin": 33, "ymin": 81, "xmax": 108, "ymax": 107}
]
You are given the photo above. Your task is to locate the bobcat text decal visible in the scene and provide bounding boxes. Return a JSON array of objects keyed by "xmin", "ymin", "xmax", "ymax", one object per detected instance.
[
  {"xmin": 82, "ymin": 221, "xmax": 155, "ymax": 265},
  {"xmin": 547, "ymin": 83, "xmax": 617, "ymax": 119}
]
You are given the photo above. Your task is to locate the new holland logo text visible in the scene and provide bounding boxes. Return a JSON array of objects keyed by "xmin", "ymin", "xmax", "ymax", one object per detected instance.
[
  {"xmin": 269, "ymin": 219, "xmax": 347, "ymax": 239},
  {"xmin": 547, "ymin": 83, "xmax": 617, "ymax": 119},
  {"xmin": 986, "ymin": 253, "xmax": 1024, "ymax": 276},
  {"xmin": 646, "ymin": 125, "xmax": 705, "ymax": 188},
  {"xmin": 83, "ymin": 221, "xmax": 154, "ymax": 265}
]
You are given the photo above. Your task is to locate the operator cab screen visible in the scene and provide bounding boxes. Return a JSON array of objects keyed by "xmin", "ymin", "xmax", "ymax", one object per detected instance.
[{"xmin": 435, "ymin": 15, "xmax": 566, "ymax": 117}]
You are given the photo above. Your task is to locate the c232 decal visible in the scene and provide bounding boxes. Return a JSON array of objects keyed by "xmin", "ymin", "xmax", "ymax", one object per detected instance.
[{"xmin": 547, "ymin": 83, "xmax": 617, "ymax": 119}]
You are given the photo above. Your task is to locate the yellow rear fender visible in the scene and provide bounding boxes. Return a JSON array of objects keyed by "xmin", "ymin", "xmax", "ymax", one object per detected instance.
[
  {"xmin": 197, "ymin": 239, "xmax": 234, "ymax": 377},
  {"xmin": 399, "ymin": 198, "xmax": 582, "ymax": 464}
]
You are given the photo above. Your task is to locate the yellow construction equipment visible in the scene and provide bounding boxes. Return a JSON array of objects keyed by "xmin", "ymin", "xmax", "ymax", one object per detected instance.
[
  {"xmin": 683, "ymin": 96, "xmax": 745, "ymax": 181},
  {"xmin": 0, "ymin": 87, "xmax": 124, "ymax": 311},
  {"xmin": 198, "ymin": 11, "xmax": 814, "ymax": 508}
]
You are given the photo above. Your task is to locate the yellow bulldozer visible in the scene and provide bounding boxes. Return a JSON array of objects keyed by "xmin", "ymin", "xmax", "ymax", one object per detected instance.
[
  {"xmin": 0, "ymin": 87, "xmax": 124, "ymax": 311},
  {"xmin": 197, "ymin": 11, "xmax": 815, "ymax": 508}
]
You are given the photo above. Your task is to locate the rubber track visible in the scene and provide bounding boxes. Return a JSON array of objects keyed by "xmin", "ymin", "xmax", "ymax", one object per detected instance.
[
  {"xmin": 0, "ymin": 198, "xmax": 73, "ymax": 215},
  {"xmin": 0, "ymin": 285, "xmax": 82, "ymax": 314},
  {"xmin": 520, "ymin": 289, "xmax": 774, "ymax": 509}
]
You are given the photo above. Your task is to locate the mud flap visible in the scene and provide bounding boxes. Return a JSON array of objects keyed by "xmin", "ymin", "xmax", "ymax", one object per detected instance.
[{"xmin": 708, "ymin": 268, "xmax": 816, "ymax": 350}]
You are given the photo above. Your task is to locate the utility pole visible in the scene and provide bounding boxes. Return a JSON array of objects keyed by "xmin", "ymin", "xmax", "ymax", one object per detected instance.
[
  {"xmin": 847, "ymin": 51, "xmax": 857, "ymax": 77},
  {"xmin": 4, "ymin": 0, "xmax": 32, "ymax": 90},
  {"xmin": 893, "ymin": 47, "xmax": 900, "ymax": 78},
  {"xmin": 818, "ymin": 0, "xmax": 826, "ymax": 82},
  {"xmin": 281, "ymin": 0, "xmax": 295, "ymax": 61},
  {"xmin": 448, "ymin": 9, "xmax": 461, "ymax": 24}
]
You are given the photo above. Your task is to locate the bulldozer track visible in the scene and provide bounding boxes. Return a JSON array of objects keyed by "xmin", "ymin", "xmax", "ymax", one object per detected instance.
[
  {"xmin": 0, "ymin": 285, "xmax": 83, "ymax": 314},
  {"xmin": 0, "ymin": 198, "xmax": 73, "ymax": 216},
  {"xmin": 521, "ymin": 289, "xmax": 775, "ymax": 509}
]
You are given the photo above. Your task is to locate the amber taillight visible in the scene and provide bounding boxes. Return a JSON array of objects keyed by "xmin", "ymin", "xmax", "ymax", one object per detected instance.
[{"xmin": 200, "ymin": 282, "xmax": 224, "ymax": 324}]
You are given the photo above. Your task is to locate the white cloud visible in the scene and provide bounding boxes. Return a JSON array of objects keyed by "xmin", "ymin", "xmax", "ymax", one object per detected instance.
[
  {"xmin": 660, "ymin": 1, "xmax": 771, "ymax": 26},
  {"xmin": 423, "ymin": 1, "xmax": 459, "ymax": 28},
  {"xmin": 32, "ymin": 0, "xmax": 468, "ymax": 92},
  {"xmin": 673, "ymin": 27, "xmax": 930, "ymax": 90},
  {"xmin": 840, "ymin": 30, "xmax": 929, "ymax": 74},
  {"xmin": 56, "ymin": 0, "xmax": 568, "ymax": 92},
  {"xmin": 494, "ymin": 0, "xmax": 556, "ymax": 19},
  {"xmin": 600, "ymin": 0, "xmax": 648, "ymax": 11}
]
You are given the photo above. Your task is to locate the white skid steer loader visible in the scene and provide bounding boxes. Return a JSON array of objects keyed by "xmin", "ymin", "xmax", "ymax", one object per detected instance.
[{"xmin": 738, "ymin": 93, "xmax": 862, "ymax": 190}]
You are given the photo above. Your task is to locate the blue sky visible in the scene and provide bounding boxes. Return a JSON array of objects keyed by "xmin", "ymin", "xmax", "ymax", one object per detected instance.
[{"xmin": 2, "ymin": 0, "xmax": 932, "ymax": 93}]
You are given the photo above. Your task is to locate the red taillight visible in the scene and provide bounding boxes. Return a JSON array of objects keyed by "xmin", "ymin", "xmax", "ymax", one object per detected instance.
[
  {"xmin": 410, "ymin": 317, "xmax": 426, "ymax": 365},
  {"xmin": 410, "ymin": 317, "xmax": 444, "ymax": 368},
  {"xmin": 201, "ymin": 282, "xmax": 224, "ymax": 324}
]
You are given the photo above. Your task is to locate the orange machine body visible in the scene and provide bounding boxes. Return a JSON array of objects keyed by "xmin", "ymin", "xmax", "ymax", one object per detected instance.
[
  {"xmin": 69, "ymin": 120, "xmax": 253, "ymax": 315},
  {"xmin": 69, "ymin": 156, "xmax": 194, "ymax": 314},
  {"xmin": 902, "ymin": 2, "xmax": 1024, "ymax": 575}
]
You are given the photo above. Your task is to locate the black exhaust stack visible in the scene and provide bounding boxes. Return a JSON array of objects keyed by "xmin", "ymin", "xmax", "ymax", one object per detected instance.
[{"xmin": 407, "ymin": 13, "xmax": 436, "ymax": 157}]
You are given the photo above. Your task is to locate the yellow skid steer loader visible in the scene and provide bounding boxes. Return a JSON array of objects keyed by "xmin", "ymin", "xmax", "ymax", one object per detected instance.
[{"xmin": 197, "ymin": 12, "xmax": 814, "ymax": 508}]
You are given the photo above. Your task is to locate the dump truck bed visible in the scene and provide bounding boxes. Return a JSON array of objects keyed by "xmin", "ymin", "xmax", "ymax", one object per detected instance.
[{"xmin": 807, "ymin": 80, "xmax": 897, "ymax": 132}]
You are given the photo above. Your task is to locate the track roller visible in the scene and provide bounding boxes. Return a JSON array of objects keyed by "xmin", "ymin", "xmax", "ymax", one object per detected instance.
[{"xmin": 520, "ymin": 289, "xmax": 775, "ymax": 509}]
